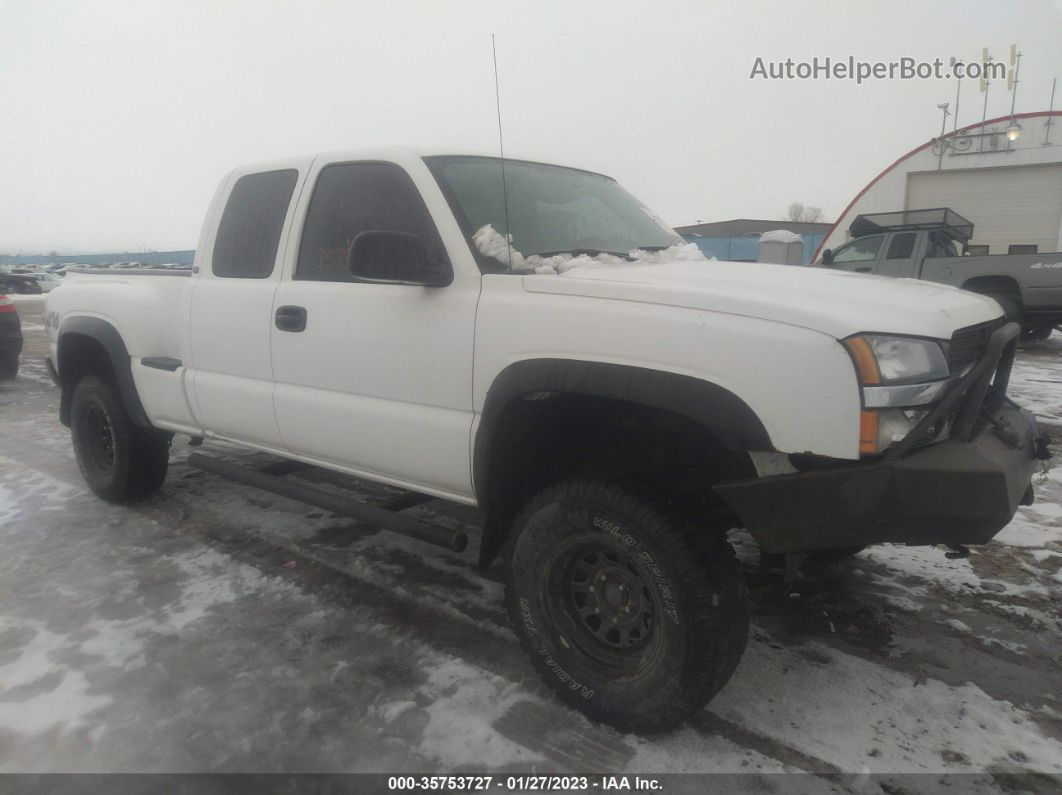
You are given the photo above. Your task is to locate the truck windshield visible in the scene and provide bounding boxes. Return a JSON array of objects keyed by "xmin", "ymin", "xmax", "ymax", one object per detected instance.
[{"xmin": 425, "ymin": 156, "xmax": 684, "ymax": 271}]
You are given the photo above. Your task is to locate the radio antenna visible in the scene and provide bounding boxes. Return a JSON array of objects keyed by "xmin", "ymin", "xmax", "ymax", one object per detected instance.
[{"xmin": 492, "ymin": 34, "xmax": 513, "ymax": 270}]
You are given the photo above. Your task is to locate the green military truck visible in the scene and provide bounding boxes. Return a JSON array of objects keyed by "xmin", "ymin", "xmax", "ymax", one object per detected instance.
[{"xmin": 818, "ymin": 209, "xmax": 1062, "ymax": 340}]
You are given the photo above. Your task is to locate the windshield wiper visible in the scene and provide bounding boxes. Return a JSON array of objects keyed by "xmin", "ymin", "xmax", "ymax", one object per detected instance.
[{"xmin": 530, "ymin": 248, "xmax": 636, "ymax": 260}]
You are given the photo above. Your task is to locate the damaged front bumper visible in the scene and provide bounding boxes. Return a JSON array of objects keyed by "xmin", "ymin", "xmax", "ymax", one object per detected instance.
[{"xmin": 715, "ymin": 322, "xmax": 1049, "ymax": 554}]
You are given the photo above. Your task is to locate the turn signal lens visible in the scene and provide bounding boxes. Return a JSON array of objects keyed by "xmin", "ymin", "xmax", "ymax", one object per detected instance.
[
  {"xmin": 859, "ymin": 408, "xmax": 932, "ymax": 456},
  {"xmin": 859, "ymin": 411, "xmax": 879, "ymax": 455},
  {"xmin": 844, "ymin": 337, "xmax": 881, "ymax": 385}
]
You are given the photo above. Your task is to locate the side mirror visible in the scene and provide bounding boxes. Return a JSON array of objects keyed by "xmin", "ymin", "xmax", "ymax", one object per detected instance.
[
  {"xmin": 347, "ymin": 231, "xmax": 452, "ymax": 287},
  {"xmin": 821, "ymin": 248, "xmax": 834, "ymax": 265}
]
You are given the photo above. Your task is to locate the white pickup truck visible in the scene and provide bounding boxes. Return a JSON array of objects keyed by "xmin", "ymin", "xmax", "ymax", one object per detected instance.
[{"xmin": 44, "ymin": 148, "xmax": 1047, "ymax": 733}]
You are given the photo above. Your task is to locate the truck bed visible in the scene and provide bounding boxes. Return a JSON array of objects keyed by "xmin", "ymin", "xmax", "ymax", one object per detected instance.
[{"xmin": 921, "ymin": 252, "xmax": 1062, "ymax": 315}]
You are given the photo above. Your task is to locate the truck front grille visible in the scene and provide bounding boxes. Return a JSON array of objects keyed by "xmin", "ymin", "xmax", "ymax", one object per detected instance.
[{"xmin": 948, "ymin": 319, "xmax": 1001, "ymax": 373}]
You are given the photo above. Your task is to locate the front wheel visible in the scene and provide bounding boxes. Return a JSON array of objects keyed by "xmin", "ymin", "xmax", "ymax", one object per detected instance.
[
  {"xmin": 70, "ymin": 375, "xmax": 170, "ymax": 503},
  {"xmin": 1022, "ymin": 325, "xmax": 1054, "ymax": 342},
  {"xmin": 504, "ymin": 480, "xmax": 749, "ymax": 733},
  {"xmin": 986, "ymin": 293, "xmax": 1021, "ymax": 325}
]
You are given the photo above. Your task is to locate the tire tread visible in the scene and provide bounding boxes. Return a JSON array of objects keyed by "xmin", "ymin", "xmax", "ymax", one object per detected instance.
[
  {"xmin": 71, "ymin": 375, "xmax": 169, "ymax": 503},
  {"xmin": 503, "ymin": 479, "xmax": 748, "ymax": 733}
]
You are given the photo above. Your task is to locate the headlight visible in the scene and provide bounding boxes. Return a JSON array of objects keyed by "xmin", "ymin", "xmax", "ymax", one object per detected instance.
[
  {"xmin": 844, "ymin": 335, "xmax": 951, "ymax": 455},
  {"xmin": 843, "ymin": 335, "xmax": 950, "ymax": 384}
]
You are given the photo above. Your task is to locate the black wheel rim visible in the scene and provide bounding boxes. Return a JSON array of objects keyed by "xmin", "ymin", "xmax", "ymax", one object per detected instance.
[
  {"xmin": 545, "ymin": 536, "xmax": 661, "ymax": 673},
  {"xmin": 84, "ymin": 404, "xmax": 115, "ymax": 473}
]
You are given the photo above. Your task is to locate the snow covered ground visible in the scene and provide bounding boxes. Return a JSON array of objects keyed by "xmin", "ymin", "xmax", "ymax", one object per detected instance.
[{"xmin": 0, "ymin": 296, "xmax": 1059, "ymax": 788}]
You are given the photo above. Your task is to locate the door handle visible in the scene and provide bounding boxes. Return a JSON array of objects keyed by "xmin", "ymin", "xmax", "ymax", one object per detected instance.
[{"xmin": 275, "ymin": 305, "xmax": 307, "ymax": 332}]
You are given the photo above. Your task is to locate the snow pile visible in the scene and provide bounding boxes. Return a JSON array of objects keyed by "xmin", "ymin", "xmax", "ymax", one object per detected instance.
[
  {"xmin": 472, "ymin": 224, "xmax": 707, "ymax": 275},
  {"xmin": 759, "ymin": 229, "xmax": 803, "ymax": 244}
]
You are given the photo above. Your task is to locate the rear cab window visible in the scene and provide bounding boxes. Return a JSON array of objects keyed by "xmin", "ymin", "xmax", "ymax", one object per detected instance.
[
  {"xmin": 927, "ymin": 235, "xmax": 959, "ymax": 258},
  {"xmin": 885, "ymin": 233, "xmax": 916, "ymax": 259},
  {"xmin": 212, "ymin": 169, "xmax": 298, "ymax": 278}
]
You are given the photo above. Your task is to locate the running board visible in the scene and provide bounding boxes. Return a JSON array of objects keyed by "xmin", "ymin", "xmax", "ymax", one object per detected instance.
[{"xmin": 186, "ymin": 453, "xmax": 468, "ymax": 552}]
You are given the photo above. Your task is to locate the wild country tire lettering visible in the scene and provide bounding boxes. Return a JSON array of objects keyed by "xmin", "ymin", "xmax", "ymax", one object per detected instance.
[
  {"xmin": 593, "ymin": 516, "xmax": 680, "ymax": 625},
  {"xmin": 519, "ymin": 597, "xmax": 594, "ymax": 699}
]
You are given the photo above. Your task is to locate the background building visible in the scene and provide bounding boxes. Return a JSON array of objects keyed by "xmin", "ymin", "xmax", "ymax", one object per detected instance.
[
  {"xmin": 817, "ymin": 111, "xmax": 1062, "ymax": 259},
  {"xmin": 675, "ymin": 219, "xmax": 831, "ymax": 264}
]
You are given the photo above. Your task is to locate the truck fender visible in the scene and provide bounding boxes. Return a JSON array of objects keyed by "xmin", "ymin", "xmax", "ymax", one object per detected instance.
[
  {"xmin": 56, "ymin": 316, "xmax": 152, "ymax": 428},
  {"xmin": 472, "ymin": 358, "xmax": 773, "ymax": 567}
]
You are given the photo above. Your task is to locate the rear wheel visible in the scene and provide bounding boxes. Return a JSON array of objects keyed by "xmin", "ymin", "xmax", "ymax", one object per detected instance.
[
  {"xmin": 504, "ymin": 479, "xmax": 749, "ymax": 733},
  {"xmin": 70, "ymin": 375, "xmax": 170, "ymax": 502}
]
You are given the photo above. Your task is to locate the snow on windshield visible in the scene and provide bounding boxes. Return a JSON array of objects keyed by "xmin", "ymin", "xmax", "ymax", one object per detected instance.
[{"xmin": 472, "ymin": 224, "xmax": 708, "ymax": 275}]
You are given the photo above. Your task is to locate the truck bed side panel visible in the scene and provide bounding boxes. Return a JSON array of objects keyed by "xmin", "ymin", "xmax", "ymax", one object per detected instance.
[
  {"xmin": 920, "ymin": 252, "xmax": 1062, "ymax": 295},
  {"xmin": 48, "ymin": 272, "xmax": 200, "ymax": 432}
]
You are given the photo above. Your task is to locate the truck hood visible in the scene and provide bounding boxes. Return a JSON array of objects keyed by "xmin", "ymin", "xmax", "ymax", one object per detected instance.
[{"xmin": 522, "ymin": 259, "xmax": 1003, "ymax": 340}]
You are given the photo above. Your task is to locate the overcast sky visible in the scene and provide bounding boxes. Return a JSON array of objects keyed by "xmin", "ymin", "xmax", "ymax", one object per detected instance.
[{"xmin": 2, "ymin": 0, "xmax": 1061, "ymax": 253}]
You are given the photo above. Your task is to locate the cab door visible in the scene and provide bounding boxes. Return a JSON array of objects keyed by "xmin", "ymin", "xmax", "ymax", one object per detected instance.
[
  {"xmin": 269, "ymin": 158, "xmax": 479, "ymax": 499},
  {"xmin": 187, "ymin": 164, "xmax": 305, "ymax": 451},
  {"xmin": 873, "ymin": 232, "xmax": 919, "ymax": 278}
]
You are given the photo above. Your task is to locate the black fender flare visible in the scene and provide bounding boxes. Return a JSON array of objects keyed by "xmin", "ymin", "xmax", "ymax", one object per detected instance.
[
  {"xmin": 57, "ymin": 316, "xmax": 151, "ymax": 428},
  {"xmin": 472, "ymin": 358, "xmax": 773, "ymax": 565}
]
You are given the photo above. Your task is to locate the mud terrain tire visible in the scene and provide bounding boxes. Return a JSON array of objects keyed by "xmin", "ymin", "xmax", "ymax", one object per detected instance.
[
  {"xmin": 71, "ymin": 375, "xmax": 169, "ymax": 503},
  {"xmin": 504, "ymin": 479, "xmax": 748, "ymax": 733}
]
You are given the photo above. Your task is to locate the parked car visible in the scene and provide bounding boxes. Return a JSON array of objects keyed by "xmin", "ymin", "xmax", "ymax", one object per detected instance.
[
  {"xmin": 28, "ymin": 272, "xmax": 62, "ymax": 292},
  {"xmin": 0, "ymin": 273, "xmax": 42, "ymax": 295},
  {"xmin": 44, "ymin": 149, "xmax": 1049, "ymax": 733},
  {"xmin": 817, "ymin": 209, "xmax": 1062, "ymax": 340},
  {"xmin": 0, "ymin": 294, "xmax": 21, "ymax": 379}
]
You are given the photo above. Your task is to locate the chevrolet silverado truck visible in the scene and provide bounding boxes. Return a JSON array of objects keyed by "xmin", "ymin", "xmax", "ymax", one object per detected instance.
[
  {"xmin": 44, "ymin": 149, "xmax": 1048, "ymax": 733},
  {"xmin": 818, "ymin": 208, "xmax": 1062, "ymax": 340}
]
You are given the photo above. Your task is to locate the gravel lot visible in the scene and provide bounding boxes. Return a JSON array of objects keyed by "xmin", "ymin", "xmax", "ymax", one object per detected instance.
[{"xmin": 1, "ymin": 295, "xmax": 1060, "ymax": 788}]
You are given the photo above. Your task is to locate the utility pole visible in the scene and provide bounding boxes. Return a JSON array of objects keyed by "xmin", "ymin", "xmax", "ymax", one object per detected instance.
[
  {"xmin": 950, "ymin": 57, "xmax": 962, "ymax": 134},
  {"xmin": 1044, "ymin": 78, "xmax": 1056, "ymax": 146},
  {"xmin": 979, "ymin": 48, "xmax": 993, "ymax": 152},
  {"xmin": 936, "ymin": 102, "xmax": 950, "ymax": 169},
  {"xmin": 1005, "ymin": 45, "xmax": 1023, "ymax": 148}
]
